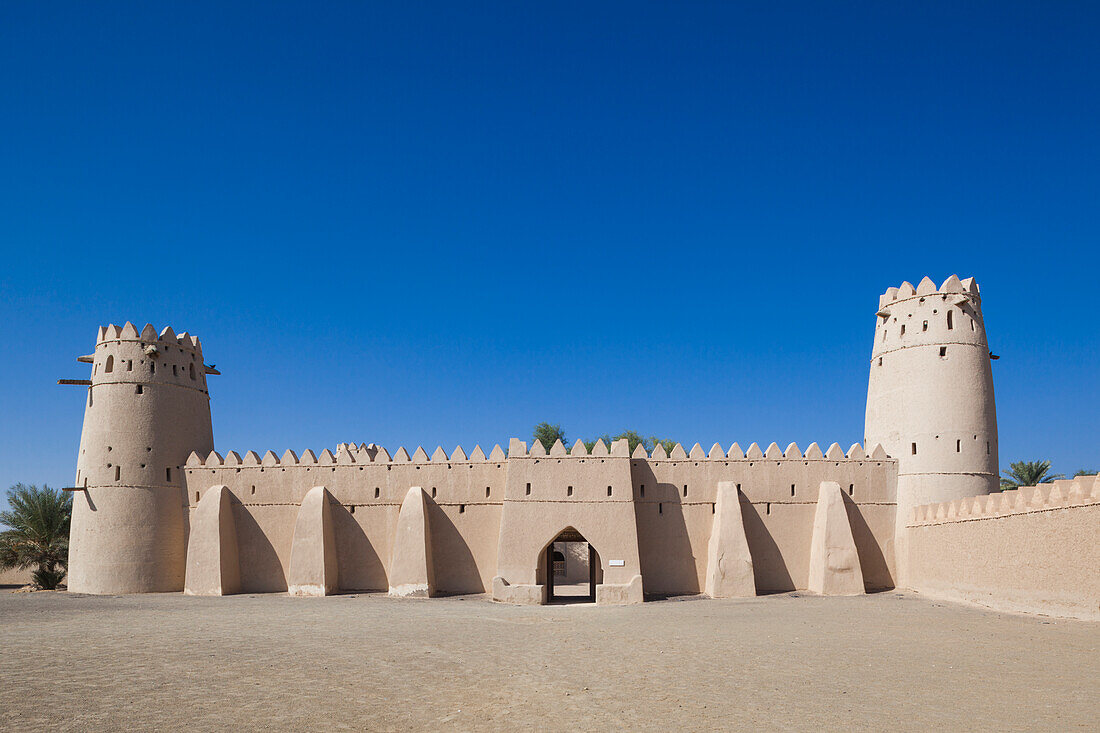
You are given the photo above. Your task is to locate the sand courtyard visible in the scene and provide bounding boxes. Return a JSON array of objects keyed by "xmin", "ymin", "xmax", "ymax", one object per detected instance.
[{"xmin": 0, "ymin": 590, "xmax": 1095, "ymax": 731}]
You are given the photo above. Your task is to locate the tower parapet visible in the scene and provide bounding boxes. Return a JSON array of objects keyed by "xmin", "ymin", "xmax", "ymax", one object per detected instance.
[
  {"xmin": 67, "ymin": 323, "xmax": 215, "ymax": 594},
  {"xmin": 864, "ymin": 276, "xmax": 998, "ymax": 580}
]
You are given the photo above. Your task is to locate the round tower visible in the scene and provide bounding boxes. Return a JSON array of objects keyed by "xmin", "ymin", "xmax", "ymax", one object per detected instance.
[
  {"xmin": 865, "ymin": 275, "xmax": 998, "ymax": 579},
  {"xmin": 67, "ymin": 322, "xmax": 214, "ymax": 594}
]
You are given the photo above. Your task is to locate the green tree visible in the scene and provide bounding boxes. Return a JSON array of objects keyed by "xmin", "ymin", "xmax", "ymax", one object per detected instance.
[
  {"xmin": 999, "ymin": 460, "xmax": 1063, "ymax": 491},
  {"xmin": 1074, "ymin": 469, "xmax": 1097, "ymax": 477},
  {"xmin": 649, "ymin": 436, "xmax": 678, "ymax": 455},
  {"xmin": 533, "ymin": 423, "xmax": 567, "ymax": 452},
  {"xmin": 584, "ymin": 431, "xmax": 677, "ymax": 455},
  {"xmin": 0, "ymin": 484, "xmax": 72, "ymax": 589},
  {"xmin": 537, "ymin": 424, "xmax": 680, "ymax": 456}
]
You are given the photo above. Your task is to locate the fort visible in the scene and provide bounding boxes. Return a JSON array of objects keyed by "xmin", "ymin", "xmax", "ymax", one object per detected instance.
[{"xmin": 62, "ymin": 275, "xmax": 1100, "ymax": 618}]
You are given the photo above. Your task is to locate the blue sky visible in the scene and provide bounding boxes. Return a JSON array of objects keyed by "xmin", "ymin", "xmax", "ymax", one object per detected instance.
[{"xmin": 1, "ymin": 2, "xmax": 1097, "ymax": 504}]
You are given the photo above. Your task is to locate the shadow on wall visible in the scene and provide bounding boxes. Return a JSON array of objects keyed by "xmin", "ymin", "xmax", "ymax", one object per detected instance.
[
  {"xmin": 740, "ymin": 500, "xmax": 796, "ymax": 593},
  {"xmin": 843, "ymin": 493, "xmax": 893, "ymax": 590},
  {"xmin": 636, "ymin": 493, "xmax": 700, "ymax": 596},
  {"xmin": 233, "ymin": 504, "xmax": 287, "ymax": 593},
  {"xmin": 331, "ymin": 504, "xmax": 388, "ymax": 592},
  {"xmin": 427, "ymin": 503, "xmax": 483, "ymax": 594},
  {"xmin": 179, "ymin": 487, "xmax": 190, "ymax": 558}
]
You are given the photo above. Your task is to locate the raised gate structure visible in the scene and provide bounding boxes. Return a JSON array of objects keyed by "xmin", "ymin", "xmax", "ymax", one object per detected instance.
[{"xmin": 61, "ymin": 276, "xmax": 1100, "ymax": 618}]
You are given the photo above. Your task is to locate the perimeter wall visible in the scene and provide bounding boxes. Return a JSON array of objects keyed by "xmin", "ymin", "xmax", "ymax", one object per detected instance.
[
  {"xmin": 906, "ymin": 476, "xmax": 1100, "ymax": 620},
  {"xmin": 181, "ymin": 439, "xmax": 898, "ymax": 596}
]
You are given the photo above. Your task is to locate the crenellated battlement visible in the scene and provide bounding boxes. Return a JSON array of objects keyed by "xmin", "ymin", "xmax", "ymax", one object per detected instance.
[
  {"xmin": 871, "ymin": 275, "xmax": 990, "ymax": 361},
  {"xmin": 186, "ymin": 439, "xmax": 891, "ymax": 467},
  {"xmin": 621, "ymin": 440, "xmax": 888, "ymax": 461},
  {"xmin": 186, "ymin": 442, "xmax": 512, "ymax": 468},
  {"xmin": 86, "ymin": 322, "xmax": 212, "ymax": 394},
  {"xmin": 909, "ymin": 476, "xmax": 1100, "ymax": 526},
  {"xmin": 97, "ymin": 322, "xmax": 204, "ymax": 355},
  {"xmin": 878, "ymin": 275, "xmax": 980, "ymax": 310}
]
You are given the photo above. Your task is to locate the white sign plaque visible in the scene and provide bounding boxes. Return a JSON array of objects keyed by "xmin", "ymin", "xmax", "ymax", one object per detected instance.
[{"xmin": 609, "ymin": 560, "xmax": 625, "ymax": 567}]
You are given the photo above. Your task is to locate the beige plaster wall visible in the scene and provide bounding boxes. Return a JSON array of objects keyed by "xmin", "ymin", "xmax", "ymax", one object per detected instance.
[
  {"xmin": 633, "ymin": 442, "xmax": 897, "ymax": 594},
  {"xmin": 184, "ymin": 445, "xmax": 508, "ymax": 594},
  {"xmin": 906, "ymin": 478, "xmax": 1100, "ymax": 620},
  {"xmin": 183, "ymin": 439, "xmax": 898, "ymax": 599}
]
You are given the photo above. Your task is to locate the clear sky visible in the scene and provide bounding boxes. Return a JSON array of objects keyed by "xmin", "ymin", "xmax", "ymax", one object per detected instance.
[{"xmin": 1, "ymin": 2, "xmax": 1097, "ymax": 505}]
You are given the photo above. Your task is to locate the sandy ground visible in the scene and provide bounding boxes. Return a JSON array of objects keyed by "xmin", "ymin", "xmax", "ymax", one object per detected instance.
[{"xmin": 0, "ymin": 589, "xmax": 1096, "ymax": 732}]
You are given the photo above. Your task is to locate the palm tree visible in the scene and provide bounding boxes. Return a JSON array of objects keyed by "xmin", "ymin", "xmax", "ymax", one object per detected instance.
[
  {"xmin": 999, "ymin": 460, "xmax": 1064, "ymax": 491},
  {"xmin": 0, "ymin": 484, "xmax": 72, "ymax": 589}
]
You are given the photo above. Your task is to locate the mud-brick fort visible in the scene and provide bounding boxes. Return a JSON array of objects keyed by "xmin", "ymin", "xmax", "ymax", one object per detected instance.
[{"xmin": 63, "ymin": 275, "xmax": 1100, "ymax": 618}]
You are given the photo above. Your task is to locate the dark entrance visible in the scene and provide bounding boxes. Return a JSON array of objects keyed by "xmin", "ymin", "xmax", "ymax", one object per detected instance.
[{"xmin": 545, "ymin": 527, "xmax": 599, "ymax": 604}]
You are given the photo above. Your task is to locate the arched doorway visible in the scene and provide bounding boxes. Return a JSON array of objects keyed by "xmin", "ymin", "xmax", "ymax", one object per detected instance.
[{"xmin": 544, "ymin": 527, "xmax": 601, "ymax": 604}]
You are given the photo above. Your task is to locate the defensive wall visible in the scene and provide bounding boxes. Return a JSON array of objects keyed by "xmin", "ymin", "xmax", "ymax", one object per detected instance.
[
  {"xmin": 906, "ymin": 476, "xmax": 1100, "ymax": 620},
  {"xmin": 180, "ymin": 437, "xmax": 897, "ymax": 601}
]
